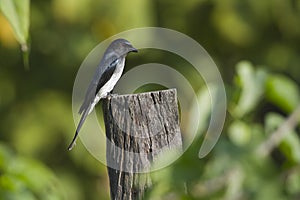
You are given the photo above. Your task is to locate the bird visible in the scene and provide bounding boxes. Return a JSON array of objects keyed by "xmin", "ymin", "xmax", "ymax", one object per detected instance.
[{"xmin": 68, "ymin": 38, "xmax": 138, "ymax": 150}]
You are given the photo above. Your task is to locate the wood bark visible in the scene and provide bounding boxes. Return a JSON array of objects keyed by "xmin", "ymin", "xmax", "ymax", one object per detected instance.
[{"xmin": 102, "ymin": 89, "xmax": 182, "ymax": 200}]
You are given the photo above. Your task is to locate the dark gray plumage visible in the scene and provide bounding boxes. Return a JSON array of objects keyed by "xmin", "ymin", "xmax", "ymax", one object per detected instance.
[{"xmin": 68, "ymin": 39, "xmax": 138, "ymax": 150}]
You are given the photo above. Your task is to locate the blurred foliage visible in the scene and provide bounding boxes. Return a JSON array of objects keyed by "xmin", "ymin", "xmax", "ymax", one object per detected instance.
[
  {"xmin": 0, "ymin": 143, "xmax": 64, "ymax": 200},
  {"xmin": 146, "ymin": 61, "xmax": 300, "ymax": 200},
  {"xmin": 1, "ymin": 0, "xmax": 300, "ymax": 200}
]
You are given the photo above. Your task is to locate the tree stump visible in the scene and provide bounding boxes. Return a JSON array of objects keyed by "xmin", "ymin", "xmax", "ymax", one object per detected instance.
[{"xmin": 102, "ymin": 89, "xmax": 182, "ymax": 200}]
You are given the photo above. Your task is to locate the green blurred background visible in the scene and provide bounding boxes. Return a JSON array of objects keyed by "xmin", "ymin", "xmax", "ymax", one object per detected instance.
[{"xmin": 1, "ymin": 0, "xmax": 300, "ymax": 199}]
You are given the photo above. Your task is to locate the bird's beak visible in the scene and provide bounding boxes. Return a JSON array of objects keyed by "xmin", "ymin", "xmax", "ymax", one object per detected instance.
[{"xmin": 130, "ymin": 47, "xmax": 138, "ymax": 53}]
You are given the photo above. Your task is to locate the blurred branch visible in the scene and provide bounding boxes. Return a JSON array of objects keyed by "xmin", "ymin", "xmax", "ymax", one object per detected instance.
[{"xmin": 257, "ymin": 105, "xmax": 300, "ymax": 157}]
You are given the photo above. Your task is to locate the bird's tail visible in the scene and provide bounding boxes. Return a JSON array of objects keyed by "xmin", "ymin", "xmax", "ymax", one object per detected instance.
[{"xmin": 68, "ymin": 108, "xmax": 90, "ymax": 150}]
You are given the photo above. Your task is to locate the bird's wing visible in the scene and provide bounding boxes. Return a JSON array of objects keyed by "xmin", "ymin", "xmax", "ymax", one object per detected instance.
[
  {"xmin": 95, "ymin": 58, "xmax": 120, "ymax": 94},
  {"xmin": 78, "ymin": 54, "xmax": 119, "ymax": 114}
]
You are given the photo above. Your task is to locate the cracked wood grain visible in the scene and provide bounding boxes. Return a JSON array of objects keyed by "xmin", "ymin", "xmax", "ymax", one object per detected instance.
[{"xmin": 102, "ymin": 89, "xmax": 182, "ymax": 200}]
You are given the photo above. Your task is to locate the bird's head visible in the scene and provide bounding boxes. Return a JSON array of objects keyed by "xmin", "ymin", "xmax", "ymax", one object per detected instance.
[{"xmin": 107, "ymin": 38, "xmax": 138, "ymax": 56}]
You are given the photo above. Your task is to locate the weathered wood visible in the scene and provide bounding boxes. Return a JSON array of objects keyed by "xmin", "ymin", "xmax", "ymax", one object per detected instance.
[{"xmin": 102, "ymin": 89, "xmax": 182, "ymax": 200}]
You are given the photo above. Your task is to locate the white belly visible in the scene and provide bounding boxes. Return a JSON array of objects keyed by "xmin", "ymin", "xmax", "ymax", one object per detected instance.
[{"xmin": 98, "ymin": 59, "xmax": 125, "ymax": 98}]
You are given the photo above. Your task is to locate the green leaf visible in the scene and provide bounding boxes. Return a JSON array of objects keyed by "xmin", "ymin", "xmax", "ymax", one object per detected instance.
[
  {"xmin": 0, "ymin": 0, "xmax": 30, "ymax": 46},
  {"xmin": 266, "ymin": 75, "xmax": 300, "ymax": 113},
  {"xmin": 233, "ymin": 61, "xmax": 267, "ymax": 118},
  {"xmin": 0, "ymin": 0, "xmax": 30, "ymax": 69}
]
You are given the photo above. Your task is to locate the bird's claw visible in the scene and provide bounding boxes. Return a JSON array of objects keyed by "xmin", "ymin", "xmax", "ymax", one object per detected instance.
[{"xmin": 107, "ymin": 93, "xmax": 118, "ymax": 100}]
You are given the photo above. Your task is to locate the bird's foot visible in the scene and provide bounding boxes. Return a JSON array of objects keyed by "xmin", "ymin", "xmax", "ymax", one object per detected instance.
[{"xmin": 107, "ymin": 93, "xmax": 119, "ymax": 100}]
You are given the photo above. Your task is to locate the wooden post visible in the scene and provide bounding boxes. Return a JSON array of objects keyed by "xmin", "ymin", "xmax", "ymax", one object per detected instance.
[{"xmin": 102, "ymin": 89, "xmax": 182, "ymax": 200}]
